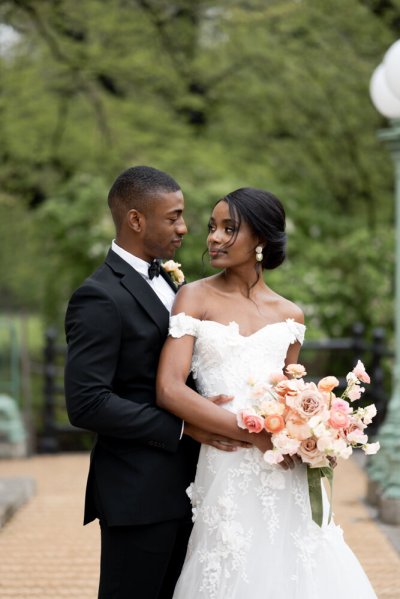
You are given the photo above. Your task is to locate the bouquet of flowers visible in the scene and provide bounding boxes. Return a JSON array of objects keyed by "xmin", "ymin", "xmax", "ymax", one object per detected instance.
[{"xmin": 237, "ymin": 360, "xmax": 380, "ymax": 526}]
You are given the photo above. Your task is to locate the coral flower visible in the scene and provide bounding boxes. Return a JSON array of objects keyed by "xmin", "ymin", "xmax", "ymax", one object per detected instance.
[{"xmin": 264, "ymin": 414, "xmax": 285, "ymax": 434}]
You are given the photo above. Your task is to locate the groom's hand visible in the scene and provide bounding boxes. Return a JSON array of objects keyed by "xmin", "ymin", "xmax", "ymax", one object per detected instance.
[
  {"xmin": 184, "ymin": 423, "xmax": 252, "ymax": 451},
  {"xmin": 207, "ymin": 393, "xmax": 234, "ymax": 406}
]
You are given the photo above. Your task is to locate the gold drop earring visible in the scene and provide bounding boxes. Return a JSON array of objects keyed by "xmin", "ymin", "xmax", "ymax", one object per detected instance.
[{"xmin": 255, "ymin": 246, "xmax": 263, "ymax": 262}]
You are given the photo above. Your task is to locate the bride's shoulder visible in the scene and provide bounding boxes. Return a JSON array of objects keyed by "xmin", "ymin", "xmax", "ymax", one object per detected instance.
[
  {"xmin": 271, "ymin": 292, "xmax": 304, "ymax": 325},
  {"xmin": 285, "ymin": 300, "xmax": 304, "ymax": 325},
  {"xmin": 172, "ymin": 278, "xmax": 212, "ymax": 319}
]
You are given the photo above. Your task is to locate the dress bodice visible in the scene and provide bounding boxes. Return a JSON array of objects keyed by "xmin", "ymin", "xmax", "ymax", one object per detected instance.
[{"xmin": 169, "ymin": 313, "xmax": 305, "ymax": 413}]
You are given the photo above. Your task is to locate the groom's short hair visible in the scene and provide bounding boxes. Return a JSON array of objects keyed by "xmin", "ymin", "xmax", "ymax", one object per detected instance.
[{"xmin": 108, "ymin": 165, "xmax": 181, "ymax": 229}]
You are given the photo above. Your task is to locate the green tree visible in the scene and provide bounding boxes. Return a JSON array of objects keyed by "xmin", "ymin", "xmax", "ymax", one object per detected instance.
[{"xmin": 0, "ymin": 0, "xmax": 398, "ymax": 338}]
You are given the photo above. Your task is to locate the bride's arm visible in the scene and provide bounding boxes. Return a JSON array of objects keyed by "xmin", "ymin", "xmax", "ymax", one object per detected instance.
[
  {"xmin": 284, "ymin": 305, "xmax": 305, "ymax": 369},
  {"xmin": 285, "ymin": 341, "xmax": 302, "ymax": 369},
  {"xmin": 156, "ymin": 286, "xmax": 272, "ymax": 452}
]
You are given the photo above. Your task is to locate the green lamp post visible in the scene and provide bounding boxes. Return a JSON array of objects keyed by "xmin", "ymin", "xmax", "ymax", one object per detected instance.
[{"xmin": 369, "ymin": 40, "xmax": 400, "ymax": 524}]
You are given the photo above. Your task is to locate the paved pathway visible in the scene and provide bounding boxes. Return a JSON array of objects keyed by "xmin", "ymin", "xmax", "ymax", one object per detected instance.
[{"xmin": 0, "ymin": 453, "xmax": 399, "ymax": 598}]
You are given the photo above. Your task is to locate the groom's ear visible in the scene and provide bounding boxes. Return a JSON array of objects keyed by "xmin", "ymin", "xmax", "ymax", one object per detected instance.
[{"xmin": 127, "ymin": 209, "xmax": 145, "ymax": 233}]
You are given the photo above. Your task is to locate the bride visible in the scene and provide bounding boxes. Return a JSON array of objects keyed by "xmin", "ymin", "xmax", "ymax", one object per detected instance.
[{"xmin": 156, "ymin": 187, "xmax": 376, "ymax": 599}]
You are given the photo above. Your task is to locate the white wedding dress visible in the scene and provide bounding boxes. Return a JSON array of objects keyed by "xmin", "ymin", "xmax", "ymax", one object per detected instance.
[{"xmin": 170, "ymin": 313, "xmax": 377, "ymax": 599}]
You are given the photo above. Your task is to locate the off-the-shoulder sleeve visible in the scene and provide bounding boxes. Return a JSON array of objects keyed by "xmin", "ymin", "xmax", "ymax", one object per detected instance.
[
  {"xmin": 286, "ymin": 318, "xmax": 306, "ymax": 345},
  {"xmin": 169, "ymin": 312, "xmax": 200, "ymax": 338}
]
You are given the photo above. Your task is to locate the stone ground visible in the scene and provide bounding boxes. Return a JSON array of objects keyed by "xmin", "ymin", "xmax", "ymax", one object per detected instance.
[{"xmin": 0, "ymin": 453, "xmax": 399, "ymax": 598}]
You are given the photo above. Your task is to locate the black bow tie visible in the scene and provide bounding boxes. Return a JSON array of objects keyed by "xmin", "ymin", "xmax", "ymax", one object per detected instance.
[{"xmin": 148, "ymin": 259, "xmax": 162, "ymax": 280}]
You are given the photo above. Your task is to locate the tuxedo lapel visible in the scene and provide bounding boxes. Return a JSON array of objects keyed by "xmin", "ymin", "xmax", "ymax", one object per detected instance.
[
  {"xmin": 105, "ymin": 250, "xmax": 170, "ymax": 335},
  {"xmin": 160, "ymin": 268, "xmax": 179, "ymax": 293}
]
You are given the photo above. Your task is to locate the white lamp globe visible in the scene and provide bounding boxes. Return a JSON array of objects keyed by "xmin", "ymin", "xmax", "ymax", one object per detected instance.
[
  {"xmin": 370, "ymin": 63, "xmax": 400, "ymax": 119},
  {"xmin": 384, "ymin": 39, "xmax": 400, "ymax": 101}
]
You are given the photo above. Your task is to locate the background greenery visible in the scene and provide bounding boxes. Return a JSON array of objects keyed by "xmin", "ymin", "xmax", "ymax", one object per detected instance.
[{"xmin": 0, "ymin": 1, "xmax": 398, "ymax": 353}]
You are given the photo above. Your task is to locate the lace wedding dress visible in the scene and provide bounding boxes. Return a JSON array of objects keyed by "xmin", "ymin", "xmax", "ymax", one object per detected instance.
[{"xmin": 170, "ymin": 313, "xmax": 377, "ymax": 599}]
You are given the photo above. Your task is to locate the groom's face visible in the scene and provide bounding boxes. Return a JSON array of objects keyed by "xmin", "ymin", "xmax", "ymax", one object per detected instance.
[{"xmin": 142, "ymin": 190, "xmax": 187, "ymax": 261}]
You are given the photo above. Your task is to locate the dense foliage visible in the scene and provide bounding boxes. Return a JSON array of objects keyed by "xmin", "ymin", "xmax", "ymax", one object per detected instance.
[{"xmin": 0, "ymin": 0, "xmax": 399, "ymax": 339}]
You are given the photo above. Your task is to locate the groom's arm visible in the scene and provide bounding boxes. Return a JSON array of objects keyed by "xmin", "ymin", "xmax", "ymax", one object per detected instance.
[{"xmin": 64, "ymin": 282, "xmax": 182, "ymax": 452}]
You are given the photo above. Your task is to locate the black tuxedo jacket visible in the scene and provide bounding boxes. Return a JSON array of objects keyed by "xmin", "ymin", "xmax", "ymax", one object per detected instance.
[{"xmin": 64, "ymin": 249, "xmax": 199, "ymax": 526}]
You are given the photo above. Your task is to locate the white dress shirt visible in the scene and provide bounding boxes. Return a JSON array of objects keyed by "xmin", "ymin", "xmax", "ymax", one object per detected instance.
[{"xmin": 111, "ymin": 240, "xmax": 175, "ymax": 312}]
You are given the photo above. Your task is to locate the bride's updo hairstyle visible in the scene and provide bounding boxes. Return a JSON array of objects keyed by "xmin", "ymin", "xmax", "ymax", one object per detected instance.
[{"xmin": 222, "ymin": 187, "xmax": 287, "ymax": 270}]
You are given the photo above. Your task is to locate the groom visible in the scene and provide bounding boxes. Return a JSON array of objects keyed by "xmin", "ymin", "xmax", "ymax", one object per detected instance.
[{"xmin": 64, "ymin": 166, "xmax": 242, "ymax": 599}]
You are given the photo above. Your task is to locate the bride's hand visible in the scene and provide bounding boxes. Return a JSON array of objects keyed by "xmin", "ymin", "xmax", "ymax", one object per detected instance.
[
  {"xmin": 184, "ymin": 423, "xmax": 252, "ymax": 451},
  {"xmin": 250, "ymin": 430, "xmax": 273, "ymax": 453},
  {"xmin": 278, "ymin": 455, "xmax": 300, "ymax": 470}
]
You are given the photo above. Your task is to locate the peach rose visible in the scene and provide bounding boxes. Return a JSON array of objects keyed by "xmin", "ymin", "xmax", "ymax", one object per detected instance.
[
  {"xmin": 285, "ymin": 363, "xmax": 307, "ymax": 379},
  {"xmin": 237, "ymin": 409, "xmax": 264, "ymax": 433},
  {"xmin": 275, "ymin": 379, "xmax": 302, "ymax": 398},
  {"xmin": 297, "ymin": 437, "xmax": 328, "ymax": 467},
  {"xmin": 285, "ymin": 411, "xmax": 311, "ymax": 441},
  {"xmin": 286, "ymin": 384, "xmax": 326, "ymax": 418},
  {"xmin": 318, "ymin": 376, "xmax": 339, "ymax": 393},
  {"xmin": 264, "ymin": 414, "xmax": 285, "ymax": 434},
  {"xmin": 259, "ymin": 399, "xmax": 285, "ymax": 416}
]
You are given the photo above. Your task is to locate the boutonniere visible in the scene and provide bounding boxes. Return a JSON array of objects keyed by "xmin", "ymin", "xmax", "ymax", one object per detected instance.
[{"xmin": 162, "ymin": 260, "xmax": 185, "ymax": 287}]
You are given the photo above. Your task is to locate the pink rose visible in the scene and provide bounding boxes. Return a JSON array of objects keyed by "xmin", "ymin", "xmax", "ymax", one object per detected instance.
[
  {"xmin": 352, "ymin": 360, "xmax": 370, "ymax": 384},
  {"xmin": 297, "ymin": 437, "xmax": 328, "ymax": 467},
  {"xmin": 329, "ymin": 409, "xmax": 350, "ymax": 430},
  {"xmin": 264, "ymin": 414, "xmax": 285, "ymax": 434},
  {"xmin": 318, "ymin": 376, "xmax": 339, "ymax": 393},
  {"xmin": 237, "ymin": 409, "xmax": 264, "ymax": 433},
  {"xmin": 331, "ymin": 398, "xmax": 351, "ymax": 414},
  {"xmin": 285, "ymin": 363, "xmax": 307, "ymax": 379}
]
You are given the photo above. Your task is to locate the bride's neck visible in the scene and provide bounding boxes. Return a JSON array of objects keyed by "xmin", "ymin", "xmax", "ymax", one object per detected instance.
[{"xmin": 221, "ymin": 266, "xmax": 266, "ymax": 296}]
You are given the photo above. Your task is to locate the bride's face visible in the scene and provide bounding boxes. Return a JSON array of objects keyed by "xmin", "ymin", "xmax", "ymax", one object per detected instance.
[{"xmin": 207, "ymin": 200, "xmax": 259, "ymax": 269}]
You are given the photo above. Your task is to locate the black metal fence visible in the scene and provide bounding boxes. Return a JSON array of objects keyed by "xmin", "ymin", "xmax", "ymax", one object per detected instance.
[{"xmin": 38, "ymin": 323, "xmax": 392, "ymax": 452}]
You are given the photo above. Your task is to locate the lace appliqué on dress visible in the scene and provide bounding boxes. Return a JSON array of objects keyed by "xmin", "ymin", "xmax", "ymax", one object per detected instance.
[
  {"xmin": 193, "ymin": 469, "xmax": 253, "ymax": 598},
  {"xmin": 169, "ymin": 312, "xmax": 199, "ymax": 338},
  {"xmin": 286, "ymin": 317, "xmax": 306, "ymax": 345}
]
